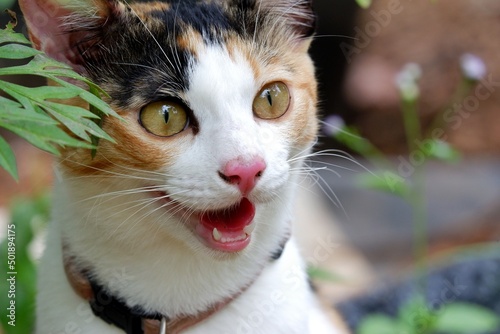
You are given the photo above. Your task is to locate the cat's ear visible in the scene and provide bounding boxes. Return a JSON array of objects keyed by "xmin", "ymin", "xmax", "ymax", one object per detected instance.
[
  {"xmin": 261, "ymin": 0, "xmax": 316, "ymax": 41},
  {"xmin": 18, "ymin": 0, "xmax": 124, "ymax": 73}
]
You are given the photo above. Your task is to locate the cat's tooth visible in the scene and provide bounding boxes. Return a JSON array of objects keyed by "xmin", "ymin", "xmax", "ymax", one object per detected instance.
[
  {"xmin": 244, "ymin": 223, "xmax": 255, "ymax": 235},
  {"xmin": 212, "ymin": 228, "xmax": 222, "ymax": 242}
]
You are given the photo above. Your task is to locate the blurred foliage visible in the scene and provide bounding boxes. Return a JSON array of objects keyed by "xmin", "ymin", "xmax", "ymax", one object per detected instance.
[
  {"xmin": 307, "ymin": 265, "xmax": 344, "ymax": 283},
  {"xmin": 326, "ymin": 29, "xmax": 497, "ymax": 332},
  {"xmin": 0, "ymin": 0, "xmax": 16, "ymax": 11},
  {"xmin": 355, "ymin": 0, "xmax": 372, "ymax": 9},
  {"xmin": 0, "ymin": 193, "xmax": 50, "ymax": 334},
  {"xmin": 358, "ymin": 298, "xmax": 499, "ymax": 334}
]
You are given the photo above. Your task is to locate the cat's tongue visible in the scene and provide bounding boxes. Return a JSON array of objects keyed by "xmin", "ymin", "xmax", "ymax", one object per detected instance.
[{"xmin": 196, "ymin": 198, "xmax": 255, "ymax": 252}]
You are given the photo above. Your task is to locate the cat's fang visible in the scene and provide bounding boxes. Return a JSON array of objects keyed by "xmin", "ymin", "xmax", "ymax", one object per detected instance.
[
  {"xmin": 212, "ymin": 228, "xmax": 222, "ymax": 242},
  {"xmin": 243, "ymin": 222, "xmax": 255, "ymax": 235}
]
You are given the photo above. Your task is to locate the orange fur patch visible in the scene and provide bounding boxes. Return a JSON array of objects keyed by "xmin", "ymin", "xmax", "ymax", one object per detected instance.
[
  {"xmin": 226, "ymin": 37, "xmax": 262, "ymax": 80},
  {"xmin": 177, "ymin": 28, "xmax": 204, "ymax": 57},
  {"xmin": 130, "ymin": 2, "xmax": 170, "ymax": 18}
]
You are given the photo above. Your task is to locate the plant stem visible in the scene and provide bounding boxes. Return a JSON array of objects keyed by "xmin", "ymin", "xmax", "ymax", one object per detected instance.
[
  {"xmin": 401, "ymin": 97, "xmax": 429, "ymax": 294},
  {"xmin": 402, "ymin": 98, "xmax": 422, "ymax": 153},
  {"xmin": 412, "ymin": 158, "xmax": 428, "ymax": 292}
]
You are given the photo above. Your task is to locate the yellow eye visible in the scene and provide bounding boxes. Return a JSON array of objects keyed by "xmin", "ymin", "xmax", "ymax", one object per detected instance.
[
  {"xmin": 253, "ymin": 82, "xmax": 290, "ymax": 119},
  {"xmin": 139, "ymin": 101, "xmax": 188, "ymax": 137}
]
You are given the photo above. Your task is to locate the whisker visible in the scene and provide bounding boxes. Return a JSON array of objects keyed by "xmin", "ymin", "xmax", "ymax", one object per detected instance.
[
  {"xmin": 170, "ymin": 3, "xmax": 185, "ymax": 78},
  {"xmin": 107, "ymin": 191, "xmax": 191, "ymax": 236},
  {"xmin": 251, "ymin": 1, "xmax": 263, "ymax": 58},
  {"xmin": 77, "ymin": 185, "xmax": 165, "ymax": 204},
  {"xmin": 121, "ymin": 0, "xmax": 178, "ymax": 72},
  {"xmin": 318, "ymin": 120, "xmax": 366, "ymax": 140},
  {"xmin": 313, "ymin": 34, "xmax": 357, "ymax": 41},
  {"xmin": 293, "ymin": 149, "xmax": 377, "ymax": 177},
  {"xmin": 110, "ymin": 62, "xmax": 169, "ymax": 76}
]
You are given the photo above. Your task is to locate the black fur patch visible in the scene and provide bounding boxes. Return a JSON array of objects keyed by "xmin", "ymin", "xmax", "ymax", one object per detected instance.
[{"xmin": 149, "ymin": 2, "xmax": 231, "ymax": 43}]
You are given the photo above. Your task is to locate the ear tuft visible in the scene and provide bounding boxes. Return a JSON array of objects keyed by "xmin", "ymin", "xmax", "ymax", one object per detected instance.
[
  {"xmin": 264, "ymin": 0, "xmax": 316, "ymax": 39},
  {"xmin": 18, "ymin": 0, "xmax": 121, "ymax": 73}
]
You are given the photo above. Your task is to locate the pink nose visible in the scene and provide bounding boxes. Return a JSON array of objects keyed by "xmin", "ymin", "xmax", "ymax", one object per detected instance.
[{"xmin": 219, "ymin": 158, "xmax": 267, "ymax": 195}]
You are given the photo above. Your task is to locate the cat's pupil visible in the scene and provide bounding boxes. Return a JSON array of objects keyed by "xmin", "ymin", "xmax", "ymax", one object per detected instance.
[
  {"xmin": 265, "ymin": 90, "xmax": 273, "ymax": 106},
  {"xmin": 162, "ymin": 105, "xmax": 171, "ymax": 124}
]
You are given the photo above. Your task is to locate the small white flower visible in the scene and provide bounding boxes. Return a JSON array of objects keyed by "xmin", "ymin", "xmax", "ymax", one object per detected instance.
[
  {"xmin": 322, "ymin": 115, "xmax": 345, "ymax": 137},
  {"xmin": 460, "ymin": 53, "xmax": 486, "ymax": 81},
  {"xmin": 395, "ymin": 63, "xmax": 422, "ymax": 102}
]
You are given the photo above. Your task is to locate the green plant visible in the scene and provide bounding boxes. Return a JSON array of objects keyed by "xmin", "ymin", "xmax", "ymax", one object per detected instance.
[
  {"xmin": 358, "ymin": 297, "xmax": 499, "ymax": 334},
  {"xmin": 0, "ymin": 14, "xmax": 118, "ymax": 181},
  {"xmin": 0, "ymin": 0, "xmax": 15, "ymax": 11},
  {"xmin": 0, "ymin": 193, "xmax": 50, "ymax": 334},
  {"xmin": 325, "ymin": 57, "xmax": 498, "ymax": 333},
  {"xmin": 355, "ymin": 0, "xmax": 372, "ymax": 9}
]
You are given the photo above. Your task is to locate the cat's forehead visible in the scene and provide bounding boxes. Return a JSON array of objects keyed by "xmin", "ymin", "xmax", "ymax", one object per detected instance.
[
  {"xmin": 130, "ymin": 0, "xmax": 253, "ymax": 40},
  {"xmin": 94, "ymin": 1, "xmax": 262, "ymax": 107}
]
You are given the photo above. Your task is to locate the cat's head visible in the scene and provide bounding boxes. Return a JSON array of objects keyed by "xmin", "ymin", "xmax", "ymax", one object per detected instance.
[{"xmin": 20, "ymin": 0, "xmax": 317, "ymax": 255}]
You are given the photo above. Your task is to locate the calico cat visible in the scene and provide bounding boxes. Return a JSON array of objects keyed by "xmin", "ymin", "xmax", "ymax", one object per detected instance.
[{"xmin": 19, "ymin": 0, "xmax": 346, "ymax": 333}]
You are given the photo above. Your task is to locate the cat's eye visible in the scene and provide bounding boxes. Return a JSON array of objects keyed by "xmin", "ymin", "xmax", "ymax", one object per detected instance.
[
  {"xmin": 253, "ymin": 82, "xmax": 290, "ymax": 120},
  {"xmin": 139, "ymin": 101, "xmax": 189, "ymax": 137}
]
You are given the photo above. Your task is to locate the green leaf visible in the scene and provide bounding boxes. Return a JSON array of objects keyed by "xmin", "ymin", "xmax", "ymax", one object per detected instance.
[
  {"xmin": 307, "ymin": 266, "xmax": 343, "ymax": 282},
  {"xmin": 334, "ymin": 126, "xmax": 375, "ymax": 157},
  {"xmin": 0, "ymin": 84, "xmax": 37, "ymax": 113},
  {"xmin": 13, "ymin": 85, "xmax": 88, "ymax": 101},
  {"xmin": 0, "ymin": 43, "xmax": 41, "ymax": 59},
  {"xmin": 357, "ymin": 315, "xmax": 405, "ymax": 334},
  {"xmin": 0, "ymin": 80, "xmax": 114, "ymax": 138},
  {"xmin": 357, "ymin": 171, "xmax": 410, "ymax": 197},
  {"xmin": 0, "ymin": 25, "xmax": 31, "ymax": 45},
  {"xmin": 355, "ymin": 0, "xmax": 372, "ymax": 9},
  {"xmin": 79, "ymin": 89, "xmax": 119, "ymax": 119},
  {"xmin": 44, "ymin": 102, "xmax": 112, "ymax": 142},
  {"xmin": 419, "ymin": 139, "xmax": 461, "ymax": 162},
  {"xmin": 0, "ymin": 119, "xmax": 93, "ymax": 154},
  {"xmin": 0, "ymin": 135, "xmax": 17, "ymax": 180},
  {"xmin": 0, "ymin": 104, "xmax": 59, "ymax": 125},
  {"xmin": 0, "ymin": 2, "xmax": 18, "ymax": 14},
  {"xmin": 399, "ymin": 298, "xmax": 437, "ymax": 334},
  {"xmin": 434, "ymin": 303, "xmax": 500, "ymax": 333},
  {"xmin": 49, "ymin": 77, "xmax": 118, "ymax": 120}
]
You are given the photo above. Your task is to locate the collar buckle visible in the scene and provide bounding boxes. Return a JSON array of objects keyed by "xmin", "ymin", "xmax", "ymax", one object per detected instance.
[{"xmin": 159, "ymin": 317, "xmax": 167, "ymax": 334}]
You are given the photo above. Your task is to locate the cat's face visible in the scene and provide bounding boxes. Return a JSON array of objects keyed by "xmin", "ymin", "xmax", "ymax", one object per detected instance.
[{"xmin": 21, "ymin": 0, "xmax": 317, "ymax": 254}]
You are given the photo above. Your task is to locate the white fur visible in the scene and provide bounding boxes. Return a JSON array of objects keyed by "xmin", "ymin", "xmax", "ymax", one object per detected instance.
[{"xmin": 36, "ymin": 46, "xmax": 339, "ymax": 333}]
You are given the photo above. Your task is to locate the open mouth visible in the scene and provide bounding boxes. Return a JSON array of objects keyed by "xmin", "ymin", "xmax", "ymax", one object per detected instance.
[
  {"xmin": 153, "ymin": 190, "xmax": 256, "ymax": 253},
  {"xmin": 196, "ymin": 198, "xmax": 255, "ymax": 252}
]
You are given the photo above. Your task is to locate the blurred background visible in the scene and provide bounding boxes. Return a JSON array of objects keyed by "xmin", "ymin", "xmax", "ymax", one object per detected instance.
[
  {"xmin": 311, "ymin": 0, "xmax": 500, "ymax": 274},
  {"xmin": 2, "ymin": 0, "xmax": 500, "ymax": 333}
]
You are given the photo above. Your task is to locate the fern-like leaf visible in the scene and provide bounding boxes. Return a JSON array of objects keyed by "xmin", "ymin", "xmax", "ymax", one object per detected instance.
[{"xmin": 0, "ymin": 18, "xmax": 119, "ymax": 180}]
